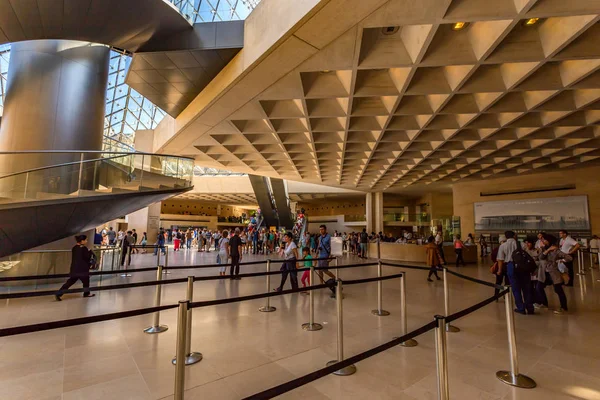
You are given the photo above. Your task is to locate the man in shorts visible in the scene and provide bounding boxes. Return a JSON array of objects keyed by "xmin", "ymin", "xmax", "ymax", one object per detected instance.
[{"xmin": 316, "ymin": 225, "xmax": 337, "ymax": 297}]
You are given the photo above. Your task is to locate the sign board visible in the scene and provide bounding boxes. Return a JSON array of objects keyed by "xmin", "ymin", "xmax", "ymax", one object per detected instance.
[
  {"xmin": 148, "ymin": 216, "xmax": 159, "ymax": 229},
  {"xmin": 474, "ymin": 195, "xmax": 590, "ymax": 233},
  {"xmin": 331, "ymin": 237, "xmax": 343, "ymax": 256}
]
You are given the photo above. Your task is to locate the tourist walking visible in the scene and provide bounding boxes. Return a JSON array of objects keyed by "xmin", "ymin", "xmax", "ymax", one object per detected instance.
[
  {"xmin": 229, "ymin": 228, "xmax": 243, "ymax": 280},
  {"xmin": 218, "ymin": 230, "xmax": 230, "ymax": 276},
  {"xmin": 454, "ymin": 234, "xmax": 466, "ymax": 267},
  {"xmin": 539, "ymin": 234, "xmax": 570, "ymax": 314},
  {"xmin": 425, "ymin": 236, "xmax": 442, "ymax": 282},
  {"xmin": 274, "ymin": 232, "xmax": 299, "ymax": 291},
  {"xmin": 55, "ymin": 235, "xmax": 96, "ymax": 301}
]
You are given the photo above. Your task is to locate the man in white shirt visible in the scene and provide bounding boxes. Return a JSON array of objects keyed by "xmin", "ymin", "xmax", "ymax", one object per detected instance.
[
  {"xmin": 590, "ymin": 235, "xmax": 600, "ymax": 265},
  {"xmin": 496, "ymin": 231, "xmax": 533, "ymax": 315},
  {"xmin": 559, "ymin": 230, "xmax": 580, "ymax": 287}
]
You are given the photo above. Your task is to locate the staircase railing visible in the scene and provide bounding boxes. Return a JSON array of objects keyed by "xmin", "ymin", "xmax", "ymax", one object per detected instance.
[{"xmin": 0, "ymin": 151, "xmax": 194, "ymax": 203}]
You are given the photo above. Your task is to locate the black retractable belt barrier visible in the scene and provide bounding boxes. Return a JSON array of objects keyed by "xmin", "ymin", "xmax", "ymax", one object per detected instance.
[
  {"xmin": 446, "ymin": 289, "xmax": 509, "ymax": 324},
  {"xmin": 444, "ymin": 267, "xmax": 505, "ymax": 289},
  {"xmin": 189, "ymin": 283, "xmax": 330, "ymax": 309},
  {"xmin": 0, "ymin": 266, "xmax": 161, "ymax": 282},
  {"xmin": 0, "ymin": 303, "xmax": 178, "ymax": 337},
  {"xmin": 0, "ymin": 277, "xmax": 189, "ymax": 300},
  {"xmin": 243, "ymin": 319, "xmax": 438, "ymax": 400}
]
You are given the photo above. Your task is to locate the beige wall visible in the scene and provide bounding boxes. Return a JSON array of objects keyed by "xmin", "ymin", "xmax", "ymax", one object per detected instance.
[
  {"xmin": 299, "ymin": 200, "xmax": 365, "ymax": 217},
  {"xmin": 160, "ymin": 199, "xmax": 252, "ymax": 217},
  {"xmin": 453, "ymin": 166, "xmax": 600, "ymax": 235}
]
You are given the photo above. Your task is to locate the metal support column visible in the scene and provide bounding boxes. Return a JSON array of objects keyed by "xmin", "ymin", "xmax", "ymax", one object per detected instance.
[
  {"xmin": 326, "ymin": 280, "xmax": 356, "ymax": 376},
  {"xmin": 172, "ymin": 277, "xmax": 202, "ymax": 365},
  {"xmin": 302, "ymin": 264, "xmax": 323, "ymax": 331},
  {"xmin": 496, "ymin": 287, "xmax": 537, "ymax": 388},
  {"xmin": 371, "ymin": 260, "xmax": 390, "ymax": 316},
  {"xmin": 144, "ymin": 265, "xmax": 168, "ymax": 334},
  {"xmin": 399, "ymin": 273, "xmax": 418, "ymax": 347},
  {"xmin": 443, "ymin": 268, "xmax": 460, "ymax": 332},
  {"xmin": 259, "ymin": 260, "xmax": 276, "ymax": 312},
  {"xmin": 434, "ymin": 315, "xmax": 450, "ymax": 400}
]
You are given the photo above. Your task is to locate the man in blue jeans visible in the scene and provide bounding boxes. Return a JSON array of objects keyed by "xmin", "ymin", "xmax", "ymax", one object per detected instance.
[
  {"xmin": 497, "ymin": 230, "xmax": 534, "ymax": 315},
  {"xmin": 154, "ymin": 228, "xmax": 166, "ymax": 256}
]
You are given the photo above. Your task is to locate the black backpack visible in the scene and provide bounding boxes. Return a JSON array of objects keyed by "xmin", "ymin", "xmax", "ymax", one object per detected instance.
[
  {"xmin": 511, "ymin": 248, "xmax": 537, "ymax": 274},
  {"xmin": 360, "ymin": 232, "xmax": 368, "ymax": 242}
]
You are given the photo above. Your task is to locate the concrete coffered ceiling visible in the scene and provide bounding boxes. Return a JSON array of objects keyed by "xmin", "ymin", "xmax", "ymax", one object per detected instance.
[{"xmin": 157, "ymin": 0, "xmax": 600, "ymax": 194}]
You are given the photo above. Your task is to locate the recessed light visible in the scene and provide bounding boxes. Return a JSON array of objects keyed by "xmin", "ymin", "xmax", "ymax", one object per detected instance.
[
  {"xmin": 452, "ymin": 22, "xmax": 469, "ymax": 31},
  {"xmin": 524, "ymin": 18, "xmax": 539, "ymax": 26},
  {"xmin": 382, "ymin": 26, "xmax": 399, "ymax": 35}
]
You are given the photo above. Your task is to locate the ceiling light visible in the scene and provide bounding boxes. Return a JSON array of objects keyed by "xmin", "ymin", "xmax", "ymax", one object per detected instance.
[
  {"xmin": 524, "ymin": 18, "xmax": 539, "ymax": 26},
  {"xmin": 452, "ymin": 22, "xmax": 468, "ymax": 31}
]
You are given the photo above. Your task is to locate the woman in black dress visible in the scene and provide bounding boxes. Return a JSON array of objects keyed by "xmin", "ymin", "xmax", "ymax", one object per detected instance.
[{"xmin": 55, "ymin": 235, "xmax": 96, "ymax": 301}]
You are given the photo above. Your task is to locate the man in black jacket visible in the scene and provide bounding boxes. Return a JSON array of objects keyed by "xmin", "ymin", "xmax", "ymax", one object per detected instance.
[{"xmin": 229, "ymin": 228, "xmax": 243, "ymax": 279}]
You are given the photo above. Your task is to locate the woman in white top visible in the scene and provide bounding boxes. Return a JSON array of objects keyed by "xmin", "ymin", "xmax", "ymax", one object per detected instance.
[
  {"xmin": 274, "ymin": 232, "xmax": 300, "ymax": 291},
  {"xmin": 218, "ymin": 230, "xmax": 230, "ymax": 276}
]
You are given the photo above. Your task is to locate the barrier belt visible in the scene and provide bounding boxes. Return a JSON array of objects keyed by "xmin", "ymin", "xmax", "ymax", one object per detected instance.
[
  {"xmin": 445, "ymin": 288, "xmax": 510, "ymax": 324},
  {"xmin": 165, "ymin": 257, "xmax": 335, "ymax": 270},
  {"xmin": 314, "ymin": 262, "xmax": 377, "ymax": 270},
  {"xmin": 0, "ymin": 266, "xmax": 160, "ymax": 283},
  {"xmin": 0, "ymin": 277, "xmax": 189, "ymax": 300},
  {"xmin": 380, "ymin": 261, "xmax": 432, "ymax": 272},
  {"xmin": 243, "ymin": 320, "xmax": 438, "ymax": 400},
  {"xmin": 443, "ymin": 268, "xmax": 504, "ymax": 289},
  {"xmin": 343, "ymin": 273, "xmax": 403, "ymax": 286},
  {"xmin": 0, "ymin": 303, "xmax": 178, "ymax": 337},
  {"xmin": 0, "ymin": 257, "xmax": 336, "ymax": 282},
  {"xmin": 189, "ymin": 283, "xmax": 330, "ymax": 309}
]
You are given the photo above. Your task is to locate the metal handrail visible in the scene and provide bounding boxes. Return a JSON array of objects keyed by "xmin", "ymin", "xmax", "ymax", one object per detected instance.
[
  {"xmin": 0, "ymin": 154, "xmax": 127, "ymax": 180},
  {"xmin": 0, "ymin": 150, "xmax": 194, "ymax": 160}
]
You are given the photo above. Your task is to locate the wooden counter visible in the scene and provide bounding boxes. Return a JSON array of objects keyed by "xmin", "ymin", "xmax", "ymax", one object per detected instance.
[{"xmin": 368, "ymin": 242, "xmax": 478, "ymax": 264}]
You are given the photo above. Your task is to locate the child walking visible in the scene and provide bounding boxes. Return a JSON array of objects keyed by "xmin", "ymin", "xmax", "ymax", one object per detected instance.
[{"xmin": 300, "ymin": 247, "xmax": 313, "ymax": 294}]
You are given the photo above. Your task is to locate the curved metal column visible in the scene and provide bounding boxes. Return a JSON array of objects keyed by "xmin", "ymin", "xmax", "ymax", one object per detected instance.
[{"xmin": 0, "ymin": 40, "xmax": 110, "ymax": 192}]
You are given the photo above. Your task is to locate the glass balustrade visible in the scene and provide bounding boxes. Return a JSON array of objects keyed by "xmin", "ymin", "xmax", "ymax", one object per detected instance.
[{"xmin": 0, "ymin": 151, "xmax": 194, "ymax": 204}]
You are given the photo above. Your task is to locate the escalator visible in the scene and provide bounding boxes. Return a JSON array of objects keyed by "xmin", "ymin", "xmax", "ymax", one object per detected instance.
[
  {"xmin": 270, "ymin": 178, "xmax": 294, "ymax": 229},
  {"xmin": 0, "ymin": 151, "xmax": 193, "ymax": 257},
  {"xmin": 248, "ymin": 175, "xmax": 279, "ymax": 228},
  {"xmin": 248, "ymin": 174, "xmax": 295, "ymax": 230}
]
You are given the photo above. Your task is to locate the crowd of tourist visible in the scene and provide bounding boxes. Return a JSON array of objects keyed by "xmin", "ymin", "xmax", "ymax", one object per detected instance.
[{"xmin": 94, "ymin": 223, "xmax": 591, "ymax": 317}]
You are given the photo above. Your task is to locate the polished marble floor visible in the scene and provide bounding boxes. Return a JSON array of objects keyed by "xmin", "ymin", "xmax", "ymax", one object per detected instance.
[{"xmin": 1, "ymin": 247, "xmax": 600, "ymax": 400}]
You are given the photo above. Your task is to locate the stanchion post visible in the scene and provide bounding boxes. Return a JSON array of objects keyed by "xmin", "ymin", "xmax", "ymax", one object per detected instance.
[
  {"xmin": 576, "ymin": 250, "xmax": 585, "ymax": 276},
  {"xmin": 173, "ymin": 300, "xmax": 188, "ymax": 400},
  {"xmin": 442, "ymin": 267, "xmax": 460, "ymax": 332},
  {"xmin": 377, "ymin": 238, "xmax": 381, "ymax": 260},
  {"xmin": 434, "ymin": 315, "xmax": 450, "ymax": 400},
  {"xmin": 144, "ymin": 265, "xmax": 169, "ymax": 334},
  {"xmin": 302, "ymin": 264, "xmax": 323, "ymax": 331},
  {"xmin": 111, "ymin": 247, "xmax": 116, "ymax": 271},
  {"xmin": 326, "ymin": 280, "xmax": 356, "ymax": 376},
  {"xmin": 163, "ymin": 246, "xmax": 171, "ymax": 274},
  {"xmin": 173, "ymin": 277, "xmax": 202, "ymax": 365},
  {"xmin": 496, "ymin": 287, "xmax": 536, "ymax": 388},
  {"xmin": 259, "ymin": 260, "xmax": 276, "ymax": 312},
  {"xmin": 371, "ymin": 260, "xmax": 390, "ymax": 316},
  {"xmin": 399, "ymin": 272, "xmax": 418, "ymax": 347}
]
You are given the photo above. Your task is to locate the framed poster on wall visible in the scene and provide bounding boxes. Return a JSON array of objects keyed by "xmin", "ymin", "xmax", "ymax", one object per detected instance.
[{"xmin": 474, "ymin": 195, "xmax": 590, "ymax": 233}]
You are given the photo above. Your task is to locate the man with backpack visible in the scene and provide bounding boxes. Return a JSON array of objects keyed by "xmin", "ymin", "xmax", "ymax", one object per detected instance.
[
  {"xmin": 317, "ymin": 225, "xmax": 337, "ymax": 297},
  {"xmin": 497, "ymin": 231, "xmax": 534, "ymax": 315},
  {"xmin": 359, "ymin": 228, "xmax": 369, "ymax": 258}
]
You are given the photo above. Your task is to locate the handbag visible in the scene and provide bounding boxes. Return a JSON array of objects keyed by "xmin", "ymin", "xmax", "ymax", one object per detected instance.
[
  {"xmin": 490, "ymin": 261, "xmax": 499, "ymax": 275},
  {"xmin": 216, "ymin": 253, "xmax": 221, "ymax": 264},
  {"xmin": 561, "ymin": 272, "xmax": 570, "ymax": 285}
]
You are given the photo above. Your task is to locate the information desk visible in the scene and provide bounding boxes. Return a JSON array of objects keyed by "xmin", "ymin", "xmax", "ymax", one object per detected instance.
[{"xmin": 368, "ymin": 242, "xmax": 478, "ymax": 264}]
